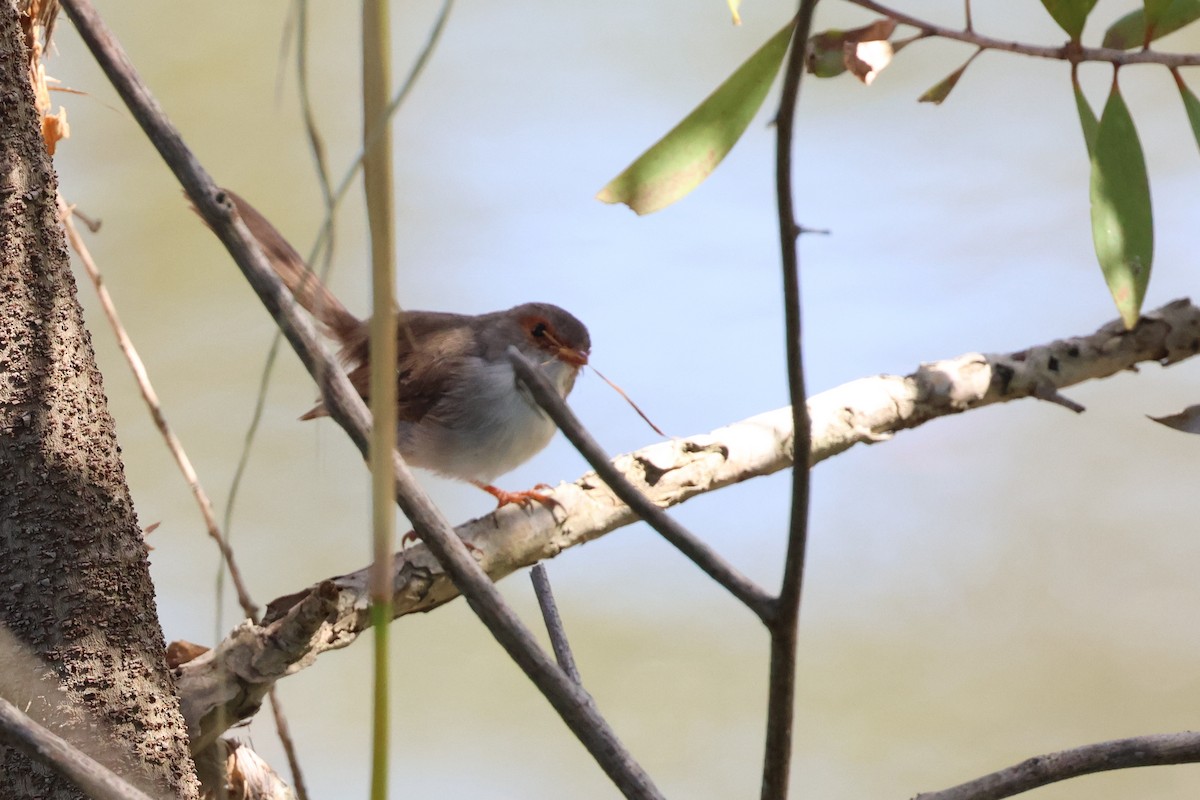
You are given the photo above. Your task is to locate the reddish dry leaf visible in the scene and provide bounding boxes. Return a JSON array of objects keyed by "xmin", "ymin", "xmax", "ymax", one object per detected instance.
[
  {"xmin": 166, "ymin": 640, "xmax": 210, "ymax": 669},
  {"xmin": 41, "ymin": 107, "xmax": 68, "ymax": 154}
]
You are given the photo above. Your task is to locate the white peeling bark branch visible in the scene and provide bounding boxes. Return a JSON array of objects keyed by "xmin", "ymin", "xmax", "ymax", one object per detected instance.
[
  {"xmin": 176, "ymin": 297, "xmax": 1200, "ymax": 739},
  {"xmin": 808, "ymin": 298, "xmax": 1200, "ymax": 462},
  {"xmin": 178, "ymin": 585, "xmax": 337, "ymax": 753}
]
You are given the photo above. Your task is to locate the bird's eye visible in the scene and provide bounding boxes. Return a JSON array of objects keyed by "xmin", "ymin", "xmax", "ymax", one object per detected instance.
[{"xmin": 530, "ymin": 321, "xmax": 547, "ymax": 338}]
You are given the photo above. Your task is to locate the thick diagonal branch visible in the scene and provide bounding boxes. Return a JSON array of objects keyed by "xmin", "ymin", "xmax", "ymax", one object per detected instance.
[{"xmin": 176, "ymin": 298, "xmax": 1200, "ymax": 738}]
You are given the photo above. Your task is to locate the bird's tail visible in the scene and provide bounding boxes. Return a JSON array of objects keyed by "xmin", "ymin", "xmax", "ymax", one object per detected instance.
[{"xmin": 219, "ymin": 190, "xmax": 362, "ymax": 344}]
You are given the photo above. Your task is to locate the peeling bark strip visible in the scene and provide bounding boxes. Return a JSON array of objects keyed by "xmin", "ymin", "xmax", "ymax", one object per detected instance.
[
  {"xmin": 806, "ymin": 298, "xmax": 1200, "ymax": 462},
  {"xmin": 178, "ymin": 298, "xmax": 1200, "ymax": 740},
  {"xmin": 0, "ymin": 0, "xmax": 198, "ymax": 797}
]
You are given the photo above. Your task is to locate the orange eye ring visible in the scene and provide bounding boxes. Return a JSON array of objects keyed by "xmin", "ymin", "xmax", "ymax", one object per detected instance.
[{"xmin": 520, "ymin": 314, "xmax": 589, "ymax": 366}]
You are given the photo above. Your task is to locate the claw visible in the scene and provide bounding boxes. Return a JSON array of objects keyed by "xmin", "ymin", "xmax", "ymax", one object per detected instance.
[{"xmin": 472, "ymin": 481, "xmax": 560, "ymax": 510}]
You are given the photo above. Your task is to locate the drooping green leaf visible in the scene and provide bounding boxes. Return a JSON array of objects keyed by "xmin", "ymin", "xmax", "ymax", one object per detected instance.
[
  {"xmin": 1101, "ymin": 0, "xmax": 1200, "ymax": 48},
  {"xmin": 1040, "ymin": 0, "xmax": 1100, "ymax": 39},
  {"xmin": 1176, "ymin": 74, "xmax": 1200, "ymax": 153},
  {"xmin": 1089, "ymin": 83, "xmax": 1153, "ymax": 329},
  {"xmin": 1073, "ymin": 71, "xmax": 1098, "ymax": 157},
  {"xmin": 1143, "ymin": 0, "xmax": 1175, "ymax": 39},
  {"xmin": 597, "ymin": 21, "xmax": 794, "ymax": 215},
  {"xmin": 918, "ymin": 50, "xmax": 980, "ymax": 105}
]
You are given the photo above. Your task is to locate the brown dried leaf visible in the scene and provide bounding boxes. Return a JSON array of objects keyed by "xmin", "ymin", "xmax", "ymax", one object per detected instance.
[
  {"xmin": 23, "ymin": 7, "xmax": 68, "ymax": 156},
  {"xmin": 846, "ymin": 18, "xmax": 898, "ymax": 43},
  {"xmin": 166, "ymin": 640, "xmax": 210, "ymax": 669},
  {"xmin": 807, "ymin": 18, "xmax": 898, "ymax": 82},
  {"xmin": 1148, "ymin": 404, "xmax": 1200, "ymax": 434},
  {"xmin": 41, "ymin": 107, "xmax": 68, "ymax": 154},
  {"xmin": 845, "ymin": 38, "xmax": 894, "ymax": 85}
]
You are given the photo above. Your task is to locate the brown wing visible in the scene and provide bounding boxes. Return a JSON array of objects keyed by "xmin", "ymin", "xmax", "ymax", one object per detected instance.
[
  {"xmin": 209, "ymin": 192, "xmax": 475, "ymax": 425},
  {"xmin": 309, "ymin": 311, "xmax": 479, "ymax": 424}
]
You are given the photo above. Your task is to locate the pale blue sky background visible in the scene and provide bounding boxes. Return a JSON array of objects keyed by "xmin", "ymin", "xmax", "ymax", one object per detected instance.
[{"xmin": 47, "ymin": 1, "xmax": 1200, "ymax": 797}]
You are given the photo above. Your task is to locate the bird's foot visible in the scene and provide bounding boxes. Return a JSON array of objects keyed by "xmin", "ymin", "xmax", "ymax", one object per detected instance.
[{"xmin": 473, "ymin": 481, "xmax": 559, "ymax": 510}]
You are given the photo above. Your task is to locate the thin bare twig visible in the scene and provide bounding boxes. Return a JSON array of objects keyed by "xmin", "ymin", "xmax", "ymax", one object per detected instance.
[
  {"xmin": 530, "ymin": 564, "xmax": 582, "ymax": 684},
  {"xmin": 61, "ymin": 197, "xmax": 309, "ymax": 799},
  {"xmin": 230, "ymin": 6, "xmax": 455, "ymax": 793},
  {"xmin": 58, "ymin": 3, "xmax": 661, "ymax": 795},
  {"xmin": 306, "ymin": 0, "xmax": 454, "ymax": 281},
  {"xmin": 507, "ymin": 348, "xmax": 776, "ymax": 622},
  {"xmin": 848, "ymin": 0, "xmax": 1200, "ymax": 66},
  {"xmin": 294, "ymin": 0, "xmax": 335, "ymax": 214},
  {"xmin": 390, "ymin": 465, "xmax": 664, "ymax": 798},
  {"xmin": 763, "ymin": 3, "xmax": 820, "ymax": 798},
  {"xmin": 59, "ymin": 197, "xmax": 260, "ymax": 622},
  {"xmin": 221, "ymin": 0, "xmax": 343, "ymax": 617},
  {"xmin": 68, "ymin": 199, "xmax": 312, "ymax": 800},
  {"xmin": 265, "ymin": 688, "xmax": 308, "ymax": 800},
  {"xmin": 221, "ymin": 0, "xmax": 454, "ymax": 582},
  {"xmin": 217, "ymin": 339, "xmax": 279, "ymax": 621},
  {"xmin": 914, "ymin": 731, "xmax": 1200, "ymax": 800}
]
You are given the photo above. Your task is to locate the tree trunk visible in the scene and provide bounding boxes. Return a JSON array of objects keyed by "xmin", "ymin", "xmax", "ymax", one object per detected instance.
[{"xmin": 0, "ymin": 1, "xmax": 200, "ymax": 797}]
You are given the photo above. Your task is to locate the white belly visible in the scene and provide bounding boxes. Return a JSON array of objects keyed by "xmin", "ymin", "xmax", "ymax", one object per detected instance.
[{"xmin": 398, "ymin": 357, "xmax": 577, "ymax": 483}]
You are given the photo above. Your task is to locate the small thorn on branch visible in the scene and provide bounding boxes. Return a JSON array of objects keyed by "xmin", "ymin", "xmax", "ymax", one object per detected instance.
[
  {"xmin": 1032, "ymin": 383, "xmax": 1086, "ymax": 413},
  {"xmin": 67, "ymin": 204, "xmax": 102, "ymax": 233}
]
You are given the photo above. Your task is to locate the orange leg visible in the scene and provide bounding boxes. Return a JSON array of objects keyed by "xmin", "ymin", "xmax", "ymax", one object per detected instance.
[{"xmin": 472, "ymin": 481, "xmax": 559, "ymax": 510}]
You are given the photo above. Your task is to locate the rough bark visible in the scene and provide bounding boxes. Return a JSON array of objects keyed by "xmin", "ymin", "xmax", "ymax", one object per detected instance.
[{"xmin": 0, "ymin": 0, "xmax": 199, "ymax": 796}]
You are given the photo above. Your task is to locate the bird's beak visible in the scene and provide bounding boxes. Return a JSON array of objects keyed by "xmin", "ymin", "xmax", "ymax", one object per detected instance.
[{"xmin": 557, "ymin": 347, "xmax": 589, "ymax": 367}]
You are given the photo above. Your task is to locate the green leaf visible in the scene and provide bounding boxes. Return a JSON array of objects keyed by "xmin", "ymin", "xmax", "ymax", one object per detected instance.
[
  {"xmin": 597, "ymin": 21, "xmax": 794, "ymax": 215},
  {"xmin": 1143, "ymin": 0, "xmax": 1175, "ymax": 38},
  {"xmin": 1101, "ymin": 0, "xmax": 1200, "ymax": 48},
  {"xmin": 1089, "ymin": 83, "xmax": 1153, "ymax": 329},
  {"xmin": 1177, "ymin": 75, "xmax": 1200, "ymax": 153},
  {"xmin": 918, "ymin": 50, "xmax": 980, "ymax": 105},
  {"xmin": 1040, "ymin": 0, "xmax": 1099, "ymax": 40},
  {"xmin": 1073, "ymin": 72, "xmax": 1098, "ymax": 157}
]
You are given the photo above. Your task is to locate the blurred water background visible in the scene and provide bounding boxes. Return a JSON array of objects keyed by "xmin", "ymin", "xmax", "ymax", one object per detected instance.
[{"xmin": 47, "ymin": 0, "xmax": 1200, "ymax": 797}]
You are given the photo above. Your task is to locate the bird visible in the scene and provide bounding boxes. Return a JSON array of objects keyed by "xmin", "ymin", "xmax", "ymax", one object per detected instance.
[{"xmin": 225, "ymin": 190, "xmax": 591, "ymax": 508}]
